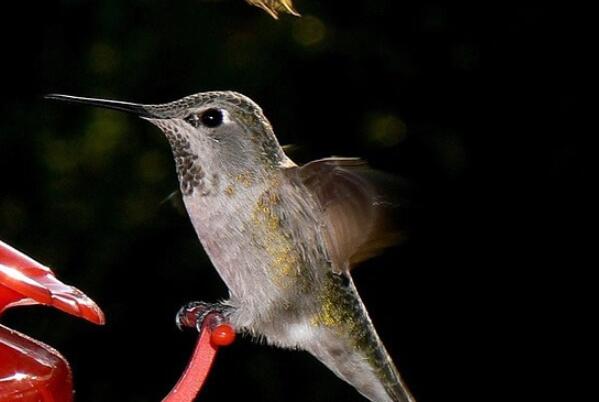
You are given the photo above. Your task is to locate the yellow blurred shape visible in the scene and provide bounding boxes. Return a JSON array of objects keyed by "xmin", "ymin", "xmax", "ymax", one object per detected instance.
[
  {"xmin": 293, "ymin": 15, "xmax": 326, "ymax": 47},
  {"xmin": 367, "ymin": 114, "xmax": 407, "ymax": 147},
  {"xmin": 82, "ymin": 110, "xmax": 129, "ymax": 167},
  {"xmin": 137, "ymin": 150, "xmax": 168, "ymax": 184},
  {"xmin": 44, "ymin": 138, "xmax": 78, "ymax": 173},
  {"xmin": 89, "ymin": 42, "xmax": 118, "ymax": 75}
]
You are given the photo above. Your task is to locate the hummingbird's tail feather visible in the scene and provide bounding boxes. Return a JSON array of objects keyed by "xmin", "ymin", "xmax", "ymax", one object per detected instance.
[{"xmin": 306, "ymin": 275, "xmax": 415, "ymax": 402}]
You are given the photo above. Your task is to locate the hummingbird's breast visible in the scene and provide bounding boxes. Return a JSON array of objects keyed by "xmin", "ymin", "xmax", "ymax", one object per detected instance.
[{"xmin": 182, "ymin": 170, "xmax": 330, "ymax": 329}]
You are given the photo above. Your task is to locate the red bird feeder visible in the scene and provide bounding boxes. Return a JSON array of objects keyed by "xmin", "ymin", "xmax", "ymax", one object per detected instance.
[
  {"xmin": 0, "ymin": 239, "xmax": 235, "ymax": 402},
  {"xmin": 0, "ymin": 240, "xmax": 104, "ymax": 402}
]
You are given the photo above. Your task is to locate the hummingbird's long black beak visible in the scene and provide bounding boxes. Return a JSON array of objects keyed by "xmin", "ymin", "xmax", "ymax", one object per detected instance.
[{"xmin": 45, "ymin": 94, "xmax": 156, "ymax": 118}]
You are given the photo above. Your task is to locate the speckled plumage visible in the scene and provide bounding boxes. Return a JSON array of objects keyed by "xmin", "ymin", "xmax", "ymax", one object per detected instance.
[{"xmin": 46, "ymin": 91, "xmax": 415, "ymax": 402}]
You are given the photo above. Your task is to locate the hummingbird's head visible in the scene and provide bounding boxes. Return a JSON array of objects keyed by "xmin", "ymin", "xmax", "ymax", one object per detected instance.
[{"xmin": 46, "ymin": 91, "xmax": 291, "ymax": 196}]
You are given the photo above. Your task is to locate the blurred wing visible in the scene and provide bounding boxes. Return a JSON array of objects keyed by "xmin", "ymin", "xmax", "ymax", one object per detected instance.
[
  {"xmin": 246, "ymin": 0, "xmax": 300, "ymax": 18},
  {"xmin": 291, "ymin": 157, "xmax": 403, "ymax": 272},
  {"xmin": 0, "ymin": 240, "xmax": 105, "ymax": 325}
]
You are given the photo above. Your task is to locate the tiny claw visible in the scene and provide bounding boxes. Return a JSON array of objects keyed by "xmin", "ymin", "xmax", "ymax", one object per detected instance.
[
  {"xmin": 176, "ymin": 301, "xmax": 203, "ymax": 330},
  {"xmin": 176, "ymin": 301, "xmax": 232, "ymax": 332}
]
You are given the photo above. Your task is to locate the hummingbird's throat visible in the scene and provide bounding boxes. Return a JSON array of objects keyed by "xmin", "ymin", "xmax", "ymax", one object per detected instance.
[{"xmin": 150, "ymin": 119, "xmax": 208, "ymax": 196}]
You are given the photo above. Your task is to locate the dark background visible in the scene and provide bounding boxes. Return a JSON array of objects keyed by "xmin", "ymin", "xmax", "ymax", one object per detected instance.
[{"xmin": 0, "ymin": 1, "xmax": 586, "ymax": 401}]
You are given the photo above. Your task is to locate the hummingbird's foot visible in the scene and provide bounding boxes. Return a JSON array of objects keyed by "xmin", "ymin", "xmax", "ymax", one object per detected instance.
[{"xmin": 176, "ymin": 301, "xmax": 233, "ymax": 332}]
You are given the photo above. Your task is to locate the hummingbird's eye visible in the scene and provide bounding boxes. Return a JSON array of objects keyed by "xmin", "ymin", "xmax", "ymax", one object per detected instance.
[
  {"xmin": 200, "ymin": 108, "xmax": 223, "ymax": 128},
  {"xmin": 184, "ymin": 109, "xmax": 223, "ymax": 128}
]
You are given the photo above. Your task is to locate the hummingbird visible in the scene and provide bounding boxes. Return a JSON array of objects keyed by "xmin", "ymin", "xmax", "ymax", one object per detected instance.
[{"xmin": 46, "ymin": 91, "xmax": 415, "ymax": 402}]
